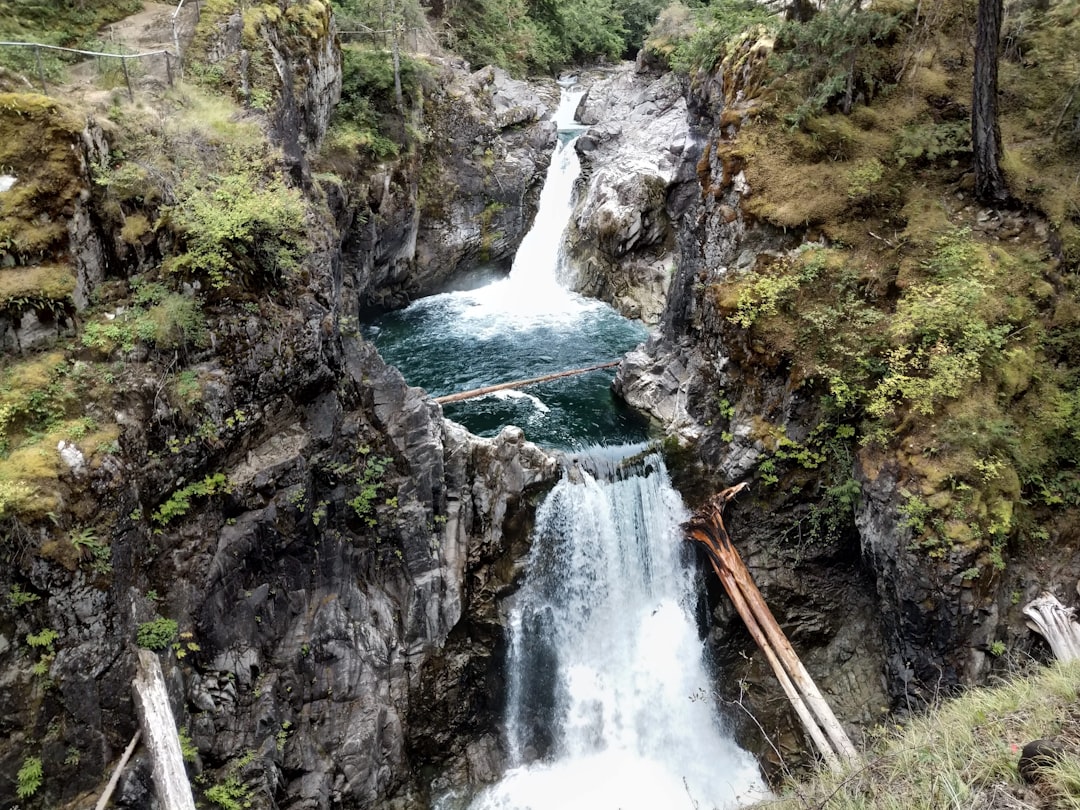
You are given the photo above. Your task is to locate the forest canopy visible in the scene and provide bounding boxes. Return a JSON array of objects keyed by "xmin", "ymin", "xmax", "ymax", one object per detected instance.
[{"xmin": 333, "ymin": 0, "xmax": 675, "ymax": 74}]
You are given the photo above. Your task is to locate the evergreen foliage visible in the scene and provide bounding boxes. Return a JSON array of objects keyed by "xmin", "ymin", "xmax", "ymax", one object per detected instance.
[
  {"xmin": 440, "ymin": 0, "xmax": 668, "ymax": 75},
  {"xmin": 771, "ymin": 2, "xmax": 904, "ymax": 126},
  {"xmin": 324, "ymin": 44, "xmax": 426, "ymax": 159},
  {"xmin": 646, "ymin": 0, "xmax": 774, "ymax": 73}
]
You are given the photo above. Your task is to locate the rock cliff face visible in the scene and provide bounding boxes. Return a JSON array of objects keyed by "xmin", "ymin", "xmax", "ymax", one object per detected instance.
[
  {"xmin": 612, "ymin": 35, "xmax": 1080, "ymax": 768},
  {"xmin": 605, "ymin": 42, "xmax": 892, "ymax": 760},
  {"xmin": 357, "ymin": 63, "xmax": 559, "ymax": 312},
  {"xmin": 0, "ymin": 12, "xmax": 563, "ymax": 809},
  {"xmin": 563, "ymin": 62, "xmax": 689, "ymax": 324}
]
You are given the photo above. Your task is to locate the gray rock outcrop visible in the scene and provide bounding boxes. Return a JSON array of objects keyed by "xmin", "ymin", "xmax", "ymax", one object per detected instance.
[{"xmin": 563, "ymin": 64, "xmax": 689, "ymax": 324}]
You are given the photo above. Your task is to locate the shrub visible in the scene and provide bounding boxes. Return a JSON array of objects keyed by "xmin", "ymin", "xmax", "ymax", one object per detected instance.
[
  {"xmin": 162, "ymin": 169, "xmax": 305, "ymax": 290},
  {"xmin": 137, "ymin": 617, "xmax": 179, "ymax": 650}
]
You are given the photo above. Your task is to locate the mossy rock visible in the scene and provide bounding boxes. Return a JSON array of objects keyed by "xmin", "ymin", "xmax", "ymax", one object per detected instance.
[
  {"xmin": 0, "ymin": 264, "xmax": 76, "ymax": 315},
  {"xmin": 0, "ymin": 93, "xmax": 86, "ymax": 263}
]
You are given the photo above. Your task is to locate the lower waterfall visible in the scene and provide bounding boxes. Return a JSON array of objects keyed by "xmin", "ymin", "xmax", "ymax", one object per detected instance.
[{"xmin": 464, "ymin": 449, "xmax": 765, "ymax": 810}]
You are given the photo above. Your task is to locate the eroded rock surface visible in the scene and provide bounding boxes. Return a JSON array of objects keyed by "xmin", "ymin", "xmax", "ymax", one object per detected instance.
[{"xmin": 563, "ymin": 62, "xmax": 689, "ymax": 324}]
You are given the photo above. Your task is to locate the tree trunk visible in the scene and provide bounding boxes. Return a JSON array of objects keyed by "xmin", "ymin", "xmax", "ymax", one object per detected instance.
[
  {"xmin": 972, "ymin": 0, "xmax": 1009, "ymax": 203},
  {"xmin": 391, "ymin": 0, "xmax": 404, "ymax": 114}
]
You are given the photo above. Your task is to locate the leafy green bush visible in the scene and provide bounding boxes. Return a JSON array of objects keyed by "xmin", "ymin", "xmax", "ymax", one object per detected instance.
[
  {"xmin": 137, "ymin": 617, "xmax": 178, "ymax": 650},
  {"xmin": 867, "ymin": 230, "xmax": 1011, "ymax": 419},
  {"xmin": 162, "ymin": 169, "xmax": 305, "ymax": 290}
]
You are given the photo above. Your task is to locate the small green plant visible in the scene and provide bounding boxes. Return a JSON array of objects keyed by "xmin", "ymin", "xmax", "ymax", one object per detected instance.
[
  {"xmin": 8, "ymin": 583, "xmax": 40, "ymax": 607},
  {"xmin": 989, "ymin": 640, "xmax": 1007, "ymax": 657},
  {"xmin": 71, "ymin": 527, "xmax": 111, "ymax": 573},
  {"xmin": 27, "ymin": 628, "xmax": 58, "ymax": 648},
  {"xmin": 276, "ymin": 720, "xmax": 292, "ymax": 752},
  {"xmin": 172, "ymin": 630, "xmax": 201, "ymax": 660},
  {"xmin": 64, "ymin": 746, "xmax": 80, "ymax": 767},
  {"xmin": 16, "ymin": 755, "xmax": 43, "ymax": 799},
  {"xmin": 205, "ymin": 775, "xmax": 252, "ymax": 810},
  {"xmin": 179, "ymin": 727, "xmax": 198, "ymax": 762},
  {"xmin": 348, "ymin": 447, "xmax": 392, "ymax": 527},
  {"xmin": 137, "ymin": 617, "xmax": 178, "ymax": 650},
  {"xmin": 152, "ymin": 473, "xmax": 231, "ymax": 525}
]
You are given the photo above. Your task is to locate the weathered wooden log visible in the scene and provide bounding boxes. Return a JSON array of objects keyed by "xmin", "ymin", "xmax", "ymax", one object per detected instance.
[
  {"xmin": 94, "ymin": 731, "xmax": 142, "ymax": 810},
  {"xmin": 686, "ymin": 484, "xmax": 859, "ymax": 768},
  {"xmin": 132, "ymin": 649, "xmax": 197, "ymax": 810},
  {"xmin": 1023, "ymin": 592, "xmax": 1080, "ymax": 661},
  {"xmin": 704, "ymin": 555, "xmax": 842, "ymax": 771},
  {"xmin": 432, "ymin": 360, "xmax": 620, "ymax": 405}
]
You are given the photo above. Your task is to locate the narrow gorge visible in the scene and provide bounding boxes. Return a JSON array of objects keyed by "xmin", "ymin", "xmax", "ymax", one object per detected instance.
[{"xmin": 1, "ymin": 0, "xmax": 1079, "ymax": 808}]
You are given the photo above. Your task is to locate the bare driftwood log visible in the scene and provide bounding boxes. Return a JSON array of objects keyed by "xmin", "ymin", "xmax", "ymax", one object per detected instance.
[
  {"xmin": 1023, "ymin": 592, "xmax": 1080, "ymax": 661},
  {"xmin": 432, "ymin": 361, "xmax": 620, "ymax": 405},
  {"xmin": 133, "ymin": 649, "xmax": 197, "ymax": 810},
  {"xmin": 686, "ymin": 483, "xmax": 858, "ymax": 771}
]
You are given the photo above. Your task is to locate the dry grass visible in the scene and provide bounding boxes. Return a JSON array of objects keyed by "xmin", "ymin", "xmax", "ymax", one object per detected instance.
[{"xmin": 755, "ymin": 661, "xmax": 1080, "ymax": 810}]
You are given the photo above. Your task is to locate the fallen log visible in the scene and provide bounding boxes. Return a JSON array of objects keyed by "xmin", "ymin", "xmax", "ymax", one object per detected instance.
[
  {"xmin": 133, "ymin": 649, "xmax": 197, "ymax": 810},
  {"xmin": 705, "ymin": 555, "xmax": 842, "ymax": 772},
  {"xmin": 432, "ymin": 360, "xmax": 620, "ymax": 405},
  {"xmin": 686, "ymin": 483, "xmax": 859, "ymax": 770}
]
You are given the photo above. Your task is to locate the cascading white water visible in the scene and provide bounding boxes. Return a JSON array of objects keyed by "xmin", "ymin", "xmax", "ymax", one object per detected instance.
[
  {"xmin": 467, "ymin": 450, "xmax": 766, "ymax": 810},
  {"xmin": 377, "ymin": 87, "xmax": 765, "ymax": 805},
  {"xmin": 366, "ymin": 86, "xmax": 648, "ymax": 449}
]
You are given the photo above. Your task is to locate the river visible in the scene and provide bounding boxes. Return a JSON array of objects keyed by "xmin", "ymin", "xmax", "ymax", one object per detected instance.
[{"xmin": 367, "ymin": 86, "xmax": 764, "ymax": 809}]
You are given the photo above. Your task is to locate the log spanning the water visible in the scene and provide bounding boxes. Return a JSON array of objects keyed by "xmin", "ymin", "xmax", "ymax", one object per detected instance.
[
  {"xmin": 685, "ymin": 483, "xmax": 859, "ymax": 772},
  {"xmin": 432, "ymin": 360, "xmax": 621, "ymax": 405},
  {"xmin": 1024, "ymin": 592, "xmax": 1080, "ymax": 661}
]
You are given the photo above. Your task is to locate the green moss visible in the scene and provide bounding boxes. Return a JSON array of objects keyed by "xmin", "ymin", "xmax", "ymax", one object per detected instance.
[
  {"xmin": 0, "ymin": 93, "xmax": 85, "ymax": 263},
  {"xmin": 0, "ymin": 264, "xmax": 76, "ymax": 317}
]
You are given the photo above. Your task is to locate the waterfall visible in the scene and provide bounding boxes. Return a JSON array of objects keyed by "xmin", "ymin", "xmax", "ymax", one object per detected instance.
[
  {"xmin": 366, "ymin": 85, "xmax": 648, "ymax": 449},
  {"xmin": 467, "ymin": 450, "xmax": 765, "ymax": 810},
  {"xmin": 370, "ymin": 83, "xmax": 763, "ymax": 806}
]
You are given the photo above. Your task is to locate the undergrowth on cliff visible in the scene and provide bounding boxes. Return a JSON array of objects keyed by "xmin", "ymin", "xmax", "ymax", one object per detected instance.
[
  {"xmin": 322, "ymin": 43, "xmax": 426, "ymax": 163},
  {"xmin": 673, "ymin": 0, "xmax": 1080, "ymax": 569},
  {"xmin": 755, "ymin": 660, "xmax": 1080, "ymax": 809}
]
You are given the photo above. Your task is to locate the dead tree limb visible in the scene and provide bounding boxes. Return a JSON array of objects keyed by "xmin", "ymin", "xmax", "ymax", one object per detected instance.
[
  {"xmin": 686, "ymin": 484, "xmax": 859, "ymax": 770},
  {"xmin": 1024, "ymin": 592, "xmax": 1080, "ymax": 661},
  {"xmin": 432, "ymin": 360, "xmax": 620, "ymax": 405},
  {"xmin": 94, "ymin": 731, "xmax": 142, "ymax": 810}
]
